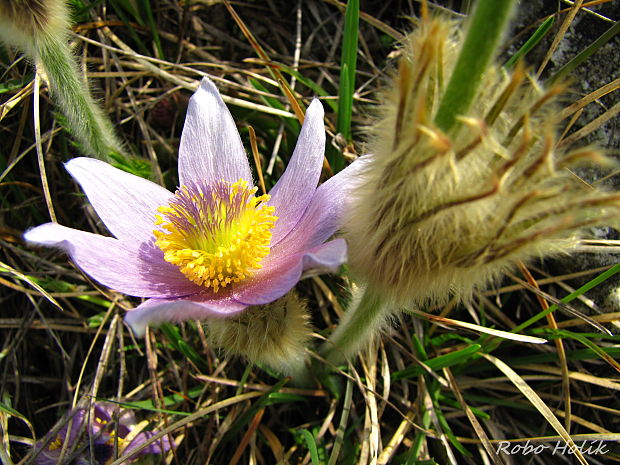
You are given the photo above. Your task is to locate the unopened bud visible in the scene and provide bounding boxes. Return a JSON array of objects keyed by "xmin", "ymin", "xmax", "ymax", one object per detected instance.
[
  {"xmin": 207, "ymin": 292, "xmax": 312, "ymax": 377},
  {"xmin": 345, "ymin": 18, "xmax": 620, "ymax": 307}
]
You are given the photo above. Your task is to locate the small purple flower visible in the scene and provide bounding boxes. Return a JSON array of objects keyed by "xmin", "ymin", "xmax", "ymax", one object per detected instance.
[
  {"xmin": 25, "ymin": 77, "xmax": 364, "ymax": 336},
  {"xmin": 32, "ymin": 403, "xmax": 172, "ymax": 464}
]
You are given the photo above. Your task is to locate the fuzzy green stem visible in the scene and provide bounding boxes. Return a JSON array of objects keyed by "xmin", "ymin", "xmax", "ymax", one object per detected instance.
[
  {"xmin": 36, "ymin": 35, "xmax": 126, "ymax": 161},
  {"xmin": 434, "ymin": 0, "xmax": 517, "ymax": 132},
  {"xmin": 321, "ymin": 286, "xmax": 389, "ymax": 367}
]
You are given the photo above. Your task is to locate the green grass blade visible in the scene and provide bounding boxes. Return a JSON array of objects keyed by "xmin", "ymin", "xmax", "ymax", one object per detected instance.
[
  {"xmin": 138, "ymin": 0, "xmax": 164, "ymax": 59},
  {"xmin": 513, "ymin": 263, "xmax": 620, "ymax": 333},
  {"xmin": 405, "ymin": 404, "xmax": 431, "ymax": 464},
  {"xmin": 434, "ymin": 403, "xmax": 472, "ymax": 457},
  {"xmin": 260, "ymin": 62, "xmax": 337, "ymax": 111},
  {"xmin": 392, "ymin": 344, "xmax": 481, "ymax": 380},
  {"xmin": 159, "ymin": 323, "xmax": 210, "ymax": 372},
  {"xmin": 0, "ymin": 398, "xmax": 35, "ymax": 438},
  {"xmin": 544, "ymin": 329, "xmax": 620, "ymax": 371},
  {"xmin": 0, "ymin": 262, "xmax": 62, "ymax": 310},
  {"xmin": 94, "ymin": 397, "xmax": 195, "ymax": 416},
  {"xmin": 333, "ymin": 0, "xmax": 359, "ymax": 172},
  {"xmin": 249, "ymin": 78, "xmax": 301, "ymax": 134},
  {"xmin": 107, "ymin": 0, "xmax": 150, "ymax": 56},
  {"xmin": 549, "ymin": 20, "xmax": 620, "ymax": 84},
  {"xmin": 220, "ymin": 378, "xmax": 290, "ymax": 446},
  {"xmin": 0, "ymin": 74, "xmax": 33, "ymax": 94},
  {"xmin": 300, "ymin": 429, "xmax": 322, "ymax": 465},
  {"xmin": 505, "ymin": 16, "xmax": 555, "ymax": 68}
]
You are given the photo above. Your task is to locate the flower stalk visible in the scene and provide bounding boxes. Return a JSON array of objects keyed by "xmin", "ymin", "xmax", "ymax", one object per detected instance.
[
  {"xmin": 434, "ymin": 0, "xmax": 518, "ymax": 132},
  {"xmin": 321, "ymin": 285, "xmax": 389, "ymax": 367},
  {"xmin": 0, "ymin": 0, "xmax": 126, "ymax": 161},
  {"xmin": 36, "ymin": 36, "xmax": 126, "ymax": 160}
]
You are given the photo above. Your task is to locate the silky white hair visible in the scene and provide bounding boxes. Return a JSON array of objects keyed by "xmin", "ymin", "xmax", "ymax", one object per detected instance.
[{"xmin": 345, "ymin": 17, "xmax": 619, "ymax": 308}]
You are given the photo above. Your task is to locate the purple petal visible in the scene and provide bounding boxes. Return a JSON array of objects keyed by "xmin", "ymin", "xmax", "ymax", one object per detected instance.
[
  {"xmin": 125, "ymin": 295, "xmax": 247, "ymax": 337},
  {"xmin": 233, "ymin": 239, "xmax": 347, "ymax": 305},
  {"xmin": 231, "ymin": 254, "xmax": 300, "ymax": 306},
  {"xmin": 24, "ymin": 223, "xmax": 200, "ymax": 298},
  {"xmin": 299, "ymin": 238, "xmax": 347, "ymax": 277},
  {"xmin": 33, "ymin": 409, "xmax": 87, "ymax": 465},
  {"xmin": 65, "ymin": 158, "xmax": 173, "ymax": 244},
  {"xmin": 178, "ymin": 77, "xmax": 252, "ymax": 187},
  {"xmin": 274, "ymin": 155, "xmax": 371, "ymax": 250},
  {"xmin": 268, "ymin": 99, "xmax": 325, "ymax": 243},
  {"xmin": 125, "ymin": 431, "xmax": 173, "ymax": 456},
  {"xmin": 92, "ymin": 403, "xmax": 132, "ymax": 438}
]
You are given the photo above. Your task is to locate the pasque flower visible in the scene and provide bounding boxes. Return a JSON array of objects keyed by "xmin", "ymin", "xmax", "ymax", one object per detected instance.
[
  {"xmin": 32, "ymin": 402, "xmax": 172, "ymax": 464},
  {"xmin": 323, "ymin": 14, "xmax": 620, "ymax": 364},
  {"xmin": 25, "ymin": 77, "xmax": 362, "ymax": 336}
]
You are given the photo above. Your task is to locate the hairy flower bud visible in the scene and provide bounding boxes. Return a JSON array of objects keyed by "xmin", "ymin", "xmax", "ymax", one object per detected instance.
[
  {"xmin": 345, "ymin": 18, "xmax": 620, "ymax": 307},
  {"xmin": 207, "ymin": 291, "xmax": 312, "ymax": 376},
  {"xmin": 0, "ymin": 0, "xmax": 68, "ymax": 54}
]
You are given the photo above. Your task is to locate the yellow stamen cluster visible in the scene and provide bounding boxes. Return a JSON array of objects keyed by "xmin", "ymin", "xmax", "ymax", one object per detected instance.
[
  {"xmin": 49, "ymin": 435, "xmax": 63, "ymax": 451},
  {"xmin": 154, "ymin": 179, "xmax": 277, "ymax": 293},
  {"xmin": 94, "ymin": 416, "xmax": 124, "ymax": 447}
]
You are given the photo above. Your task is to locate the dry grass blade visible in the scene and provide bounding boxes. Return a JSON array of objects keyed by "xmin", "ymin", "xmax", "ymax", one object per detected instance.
[
  {"xmin": 406, "ymin": 308, "xmax": 547, "ymax": 344},
  {"xmin": 33, "ymin": 72, "xmax": 56, "ymax": 223},
  {"xmin": 72, "ymin": 302, "xmax": 118, "ymax": 408},
  {"xmin": 481, "ymin": 353, "xmax": 590, "ymax": 465},
  {"xmin": 0, "ymin": 80, "xmax": 34, "ymax": 122},
  {"xmin": 361, "ymin": 347, "xmax": 380, "ymax": 465},
  {"xmin": 195, "ymin": 374, "xmax": 327, "ymax": 397},
  {"xmin": 443, "ymin": 368, "xmax": 506, "ymax": 465},
  {"xmin": 327, "ymin": 378, "xmax": 353, "ymax": 465},
  {"xmin": 90, "ymin": 314, "xmax": 121, "ymax": 399},
  {"xmin": 518, "ymin": 262, "xmax": 572, "ymax": 432},
  {"xmin": 520, "ymin": 364, "xmax": 620, "ymax": 390},
  {"xmin": 376, "ymin": 410, "xmax": 415, "ymax": 465},
  {"xmin": 551, "ymin": 408, "xmax": 615, "ymax": 434},
  {"xmin": 559, "ymin": 99, "xmax": 620, "ymax": 147},
  {"xmin": 320, "ymin": 0, "xmax": 405, "ymax": 40},
  {"xmin": 222, "ymin": 0, "xmax": 305, "ymax": 123},
  {"xmin": 4, "ymin": 2, "xmax": 619, "ymax": 464},
  {"xmin": 556, "ymin": 311, "xmax": 620, "ymax": 328},
  {"xmin": 248, "ymin": 126, "xmax": 267, "ymax": 195},
  {"xmin": 559, "ymin": 76, "xmax": 620, "ymax": 120},
  {"xmin": 77, "ymin": 31, "xmax": 297, "ymax": 119},
  {"xmin": 108, "ymin": 391, "xmax": 265, "ymax": 465},
  {"xmin": 228, "ymin": 409, "xmax": 264, "ymax": 465},
  {"xmin": 506, "ymin": 272, "xmax": 612, "ymax": 335},
  {"xmin": 536, "ymin": 0, "xmax": 584, "ymax": 77},
  {"xmin": 420, "ymin": 376, "xmax": 458, "ymax": 465},
  {"xmin": 0, "ymin": 260, "xmax": 62, "ymax": 311},
  {"xmin": 258, "ymin": 424, "xmax": 288, "ymax": 464},
  {"xmin": 456, "ymin": 432, "xmax": 620, "ymax": 444}
]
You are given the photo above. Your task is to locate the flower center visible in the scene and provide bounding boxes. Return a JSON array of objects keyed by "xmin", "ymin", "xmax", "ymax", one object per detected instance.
[
  {"xmin": 154, "ymin": 179, "xmax": 277, "ymax": 293},
  {"xmin": 49, "ymin": 435, "xmax": 64, "ymax": 451}
]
